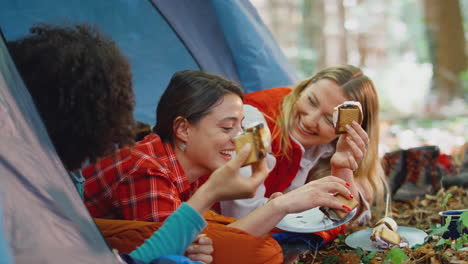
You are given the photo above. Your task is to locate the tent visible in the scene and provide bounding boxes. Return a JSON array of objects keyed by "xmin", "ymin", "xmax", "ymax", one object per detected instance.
[
  {"xmin": 0, "ymin": 0, "xmax": 297, "ymax": 124},
  {"xmin": 0, "ymin": 0, "xmax": 296, "ymax": 262}
]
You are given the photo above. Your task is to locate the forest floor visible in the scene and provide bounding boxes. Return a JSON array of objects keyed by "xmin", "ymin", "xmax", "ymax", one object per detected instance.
[
  {"xmin": 296, "ymin": 186, "xmax": 468, "ymax": 264},
  {"xmin": 295, "ymin": 116, "xmax": 467, "ymax": 264}
]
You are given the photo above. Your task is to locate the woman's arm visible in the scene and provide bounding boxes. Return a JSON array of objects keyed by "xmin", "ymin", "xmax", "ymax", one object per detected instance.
[
  {"xmin": 220, "ymin": 183, "xmax": 269, "ymax": 219},
  {"xmin": 332, "ymin": 167, "xmax": 374, "ymax": 223},
  {"xmin": 130, "ymin": 144, "xmax": 269, "ymax": 262},
  {"xmin": 228, "ymin": 176, "xmax": 353, "ymax": 237},
  {"xmin": 129, "ymin": 202, "xmax": 206, "ymax": 262},
  {"xmin": 330, "ymin": 121, "xmax": 371, "ymax": 208}
]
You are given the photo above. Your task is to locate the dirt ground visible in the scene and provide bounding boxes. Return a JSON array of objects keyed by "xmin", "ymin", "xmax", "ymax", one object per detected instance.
[{"xmin": 297, "ymin": 186, "xmax": 468, "ymax": 264}]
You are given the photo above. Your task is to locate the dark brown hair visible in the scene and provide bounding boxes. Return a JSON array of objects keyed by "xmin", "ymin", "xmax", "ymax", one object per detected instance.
[
  {"xmin": 154, "ymin": 70, "xmax": 244, "ymax": 144},
  {"xmin": 8, "ymin": 23, "xmax": 136, "ymax": 170}
]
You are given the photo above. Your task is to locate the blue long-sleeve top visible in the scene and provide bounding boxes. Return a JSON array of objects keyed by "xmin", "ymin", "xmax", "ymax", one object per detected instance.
[
  {"xmin": 129, "ymin": 202, "xmax": 206, "ymax": 262},
  {"xmin": 70, "ymin": 171, "xmax": 206, "ymax": 262}
]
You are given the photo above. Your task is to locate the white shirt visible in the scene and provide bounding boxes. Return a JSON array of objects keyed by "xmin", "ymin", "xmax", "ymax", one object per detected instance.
[
  {"xmin": 220, "ymin": 105, "xmax": 334, "ymax": 219},
  {"xmin": 221, "ymin": 105, "xmax": 373, "ymax": 224}
]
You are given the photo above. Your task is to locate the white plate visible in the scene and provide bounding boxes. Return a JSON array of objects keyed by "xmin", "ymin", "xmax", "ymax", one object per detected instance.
[
  {"xmin": 275, "ymin": 207, "xmax": 357, "ymax": 233},
  {"xmin": 345, "ymin": 226, "xmax": 427, "ymax": 251}
]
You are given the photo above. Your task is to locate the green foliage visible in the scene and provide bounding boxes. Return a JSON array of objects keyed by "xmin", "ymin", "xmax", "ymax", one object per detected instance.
[
  {"xmin": 323, "ymin": 255, "xmax": 338, "ymax": 264},
  {"xmin": 361, "ymin": 250, "xmax": 377, "ymax": 264},
  {"xmin": 336, "ymin": 233, "xmax": 347, "ymax": 247},
  {"xmin": 427, "ymin": 216, "xmax": 451, "ymax": 237},
  {"xmin": 454, "ymin": 240, "xmax": 463, "ymax": 250},
  {"xmin": 434, "ymin": 238, "xmax": 451, "ymax": 247},
  {"xmin": 353, "ymin": 247, "xmax": 364, "ymax": 256},
  {"xmin": 384, "ymin": 248, "xmax": 408, "ymax": 264},
  {"xmin": 458, "ymin": 211, "xmax": 468, "ymax": 233},
  {"xmin": 441, "ymin": 193, "xmax": 452, "ymax": 208},
  {"xmin": 460, "ymin": 70, "xmax": 468, "ymax": 92},
  {"xmin": 412, "ymin": 243, "xmax": 424, "ymax": 249}
]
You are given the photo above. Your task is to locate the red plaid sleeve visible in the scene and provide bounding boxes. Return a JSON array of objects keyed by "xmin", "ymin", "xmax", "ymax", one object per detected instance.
[
  {"xmin": 115, "ymin": 166, "xmax": 183, "ymax": 222},
  {"xmin": 84, "ymin": 134, "xmax": 194, "ymax": 223}
]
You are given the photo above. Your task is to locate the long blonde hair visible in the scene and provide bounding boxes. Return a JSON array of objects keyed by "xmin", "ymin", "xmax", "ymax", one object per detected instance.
[{"xmin": 276, "ymin": 65, "xmax": 387, "ymax": 210}]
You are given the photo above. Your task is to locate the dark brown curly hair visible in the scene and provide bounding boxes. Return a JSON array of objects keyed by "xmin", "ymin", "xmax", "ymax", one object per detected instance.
[{"xmin": 8, "ymin": 23, "xmax": 136, "ymax": 171}]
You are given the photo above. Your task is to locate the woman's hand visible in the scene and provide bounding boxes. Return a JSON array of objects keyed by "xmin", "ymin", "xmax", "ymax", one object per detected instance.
[
  {"xmin": 185, "ymin": 234, "xmax": 213, "ymax": 264},
  {"xmin": 208, "ymin": 144, "xmax": 269, "ymax": 201},
  {"xmin": 331, "ymin": 121, "xmax": 369, "ymax": 171},
  {"xmin": 187, "ymin": 144, "xmax": 268, "ymax": 214},
  {"xmin": 268, "ymin": 192, "xmax": 283, "ymax": 202},
  {"xmin": 275, "ymin": 176, "xmax": 353, "ymax": 215}
]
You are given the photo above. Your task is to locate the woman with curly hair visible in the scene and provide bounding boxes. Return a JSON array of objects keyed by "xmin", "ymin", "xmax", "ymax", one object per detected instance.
[
  {"xmin": 221, "ymin": 65, "xmax": 388, "ymax": 225},
  {"xmin": 8, "ymin": 23, "xmax": 136, "ymax": 196},
  {"xmin": 8, "ymin": 23, "xmax": 269, "ymax": 264}
]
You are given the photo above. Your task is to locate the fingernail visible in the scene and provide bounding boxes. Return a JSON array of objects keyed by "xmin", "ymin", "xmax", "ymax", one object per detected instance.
[
  {"xmin": 345, "ymin": 125, "xmax": 351, "ymax": 130},
  {"xmin": 345, "ymin": 182, "xmax": 351, "ymax": 188},
  {"xmin": 349, "ymin": 194, "xmax": 354, "ymax": 199},
  {"xmin": 342, "ymin": 205, "xmax": 351, "ymax": 212},
  {"xmin": 352, "ymin": 121, "xmax": 359, "ymax": 126}
]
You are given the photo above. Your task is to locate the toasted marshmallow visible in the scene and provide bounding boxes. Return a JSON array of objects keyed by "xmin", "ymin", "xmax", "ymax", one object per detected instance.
[
  {"xmin": 234, "ymin": 122, "xmax": 271, "ymax": 166},
  {"xmin": 319, "ymin": 193, "xmax": 359, "ymax": 221},
  {"xmin": 370, "ymin": 217, "xmax": 404, "ymax": 249},
  {"xmin": 333, "ymin": 101, "xmax": 363, "ymax": 134}
]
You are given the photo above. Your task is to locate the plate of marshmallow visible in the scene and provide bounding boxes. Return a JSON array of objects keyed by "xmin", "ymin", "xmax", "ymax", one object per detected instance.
[
  {"xmin": 345, "ymin": 217, "xmax": 428, "ymax": 251},
  {"xmin": 276, "ymin": 193, "xmax": 359, "ymax": 233}
]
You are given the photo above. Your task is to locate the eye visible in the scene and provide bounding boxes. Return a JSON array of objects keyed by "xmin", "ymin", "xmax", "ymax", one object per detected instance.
[
  {"xmin": 325, "ymin": 116, "xmax": 334, "ymax": 126},
  {"xmin": 308, "ymin": 97, "xmax": 317, "ymax": 106},
  {"xmin": 222, "ymin": 127, "xmax": 234, "ymax": 132}
]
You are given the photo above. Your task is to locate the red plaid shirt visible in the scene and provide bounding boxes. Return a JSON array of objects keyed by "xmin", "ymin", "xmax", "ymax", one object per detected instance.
[{"xmin": 83, "ymin": 133, "xmax": 203, "ymax": 222}]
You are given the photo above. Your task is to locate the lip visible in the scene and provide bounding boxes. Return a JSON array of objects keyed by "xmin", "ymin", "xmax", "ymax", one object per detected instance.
[
  {"xmin": 297, "ymin": 118, "xmax": 317, "ymax": 136},
  {"xmin": 219, "ymin": 149, "xmax": 235, "ymax": 161}
]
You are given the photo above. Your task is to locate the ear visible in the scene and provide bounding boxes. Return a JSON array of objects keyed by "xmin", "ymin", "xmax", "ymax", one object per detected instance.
[{"xmin": 173, "ymin": 116, "xmax": 190, "ymax": 143}]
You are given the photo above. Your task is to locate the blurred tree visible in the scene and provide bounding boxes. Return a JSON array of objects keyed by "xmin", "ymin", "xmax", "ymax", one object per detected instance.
[
  {"xmin": 299, "ymin": 0, "xmax": 325, "ymax": 75},
  {"xmin": 423, "ymin": 0, "xmax": 467, "ymax": 106},
  {"xmin": 323, "ymin": 0, "xmax": 348, "ymax": 66}
]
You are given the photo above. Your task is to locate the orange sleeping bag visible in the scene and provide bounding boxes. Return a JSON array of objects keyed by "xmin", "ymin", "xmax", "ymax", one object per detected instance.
[
  {"xmin": 95, "ymin": 211, "xmax": 283, "ymax": 264},
  {"xmin": 95, "ymin": 211, "xmax": 345, "ymax": 264}
]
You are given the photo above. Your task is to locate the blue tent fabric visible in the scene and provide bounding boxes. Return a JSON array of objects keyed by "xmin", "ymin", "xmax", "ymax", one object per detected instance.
[
  {"xmin": 0, "ymin": 32, "xmax": 120, "ymax": 263},
  {"xmin": 0, "ymin": 1, "xmax": 297, "ymax": 262},
  {"xmin": 0, "ymin": 0, "xmax": 297, "ymax": 124},
  {"xmin": 152, "ymin": 0, "xmax": 241, "ymax": 85},
  {"xmin": 0, "ymin": 0, "xmax": 200, "ymax": 125},
  {"xmin": 0, "ymin": 195, "xmax": 13, "ymax": 264},
  {"xmin": 211, "ymin": 0, "xmax": 298, "ymax": 92}
]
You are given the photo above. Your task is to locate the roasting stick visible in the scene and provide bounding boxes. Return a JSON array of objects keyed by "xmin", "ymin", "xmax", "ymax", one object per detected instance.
[{"xmin": 384, "ymin": 191, "xmax": 391, "ymax": 218}]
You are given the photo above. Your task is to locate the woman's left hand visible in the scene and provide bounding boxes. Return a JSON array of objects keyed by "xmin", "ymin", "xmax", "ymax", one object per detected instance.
[
  {"xmin": 331, "ymin": 121, "xmax": 369, "ymax": 171},
  {"xmin": 185, "ymin": 234, "xmax": 213, "ymax": 264}
]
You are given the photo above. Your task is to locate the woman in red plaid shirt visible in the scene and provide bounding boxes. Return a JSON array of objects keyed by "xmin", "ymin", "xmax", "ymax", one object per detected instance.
[{"xmin": 83, "ymin": 70, "xmax": 354, "ymax": 238}]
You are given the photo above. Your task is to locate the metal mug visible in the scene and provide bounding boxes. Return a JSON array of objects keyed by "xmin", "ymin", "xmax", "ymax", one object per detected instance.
[{"xmin": 438, "ymin": 209, "xmax": 468, "ymax": 239}]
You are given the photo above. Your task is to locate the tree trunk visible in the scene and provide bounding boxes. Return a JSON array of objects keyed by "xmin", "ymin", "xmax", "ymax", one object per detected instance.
[
  {"xmin": 323, "ymin": 0, "xmax": 348, "ymax": 66},
  {"xmin": 302, "ymin": 0, "xmax": 325, "ymax": 70},
  {"xmin": 423, "ymin": 0, "xmax": 467, "ymax": 106}
]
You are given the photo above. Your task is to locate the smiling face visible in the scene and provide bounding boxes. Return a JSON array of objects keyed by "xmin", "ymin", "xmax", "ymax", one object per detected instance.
[
  {"xmin": 185, "ymin": 93, "xmax": 244, "ymax": 174},
  {"xmin": 290, "ymin": 79, "xmax": 348, "ymax": 148}
]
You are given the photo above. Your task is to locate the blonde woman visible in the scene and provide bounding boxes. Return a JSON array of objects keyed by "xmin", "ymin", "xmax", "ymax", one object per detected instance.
[{"xmin": 221, "ymin": 65, "xmax": 387, "ymax": 225}]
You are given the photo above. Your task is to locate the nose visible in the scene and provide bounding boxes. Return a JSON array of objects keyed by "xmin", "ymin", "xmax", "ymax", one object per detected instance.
[
  {"xmin": 231, "ymin": 123, "xmax": 244, "ymax": 139},
  {"xmin": 302, "ymin": 110, "xmax": 320, "ymax": 129}
]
